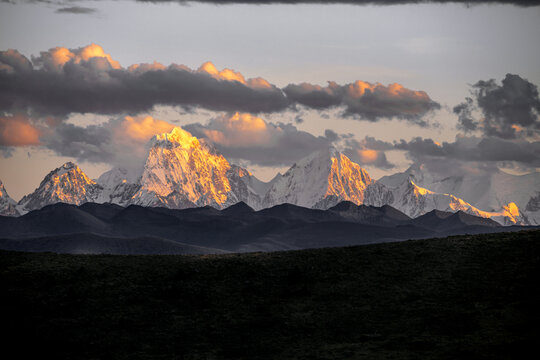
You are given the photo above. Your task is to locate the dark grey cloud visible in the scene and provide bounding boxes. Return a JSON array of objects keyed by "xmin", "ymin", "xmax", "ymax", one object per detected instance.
[
  {"xmin": 147, "ymin": 0, "xmax": 540, "ymax": 4},
  {"xmin": 3, "ymin": 0, "xmax": 539, "ymax": 6},
  {"xmin": 55, "ymin": 6, "xmax": 97, "ymax": 14},
  {"xmin": 42, "ymin": 122, "xmax": 114, "ymax": 163},
  {"xmin": 184, "ymin": 113, "xmax": 335, "ymax": 166},
  {"xmin": 1, "ymin": 45, "xmax": 441, "ymax": 127},
  {"xmin": 283, "ymin": 81, "xmax": 440, "ymax": 126},
  {"xmin": 0, "ymin": 49, "xmax": 32, "ymax": 74},
  {"xmin": 324, "ymin": 129, "xmax": 339, "ymax": 142},
  {"xmin": 395, "ymin": 136, "xmax": 540, "ymax": 166},
  {"xmin": 0, "ymin": 46, "xmax": 290, "ymax": 118},
  {"xmin": 31, "ymin": 115, "xmax": 175, "ymax": 173},
  {"xmin": 454, "ymin": 74, "xmax": 540, "ymax": 139}
]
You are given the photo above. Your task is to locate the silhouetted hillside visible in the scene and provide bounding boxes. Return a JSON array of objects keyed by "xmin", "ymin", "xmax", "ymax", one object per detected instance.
[{"xmin": 1, "ymin": 230, "xmax": 538, "ymax": 359}]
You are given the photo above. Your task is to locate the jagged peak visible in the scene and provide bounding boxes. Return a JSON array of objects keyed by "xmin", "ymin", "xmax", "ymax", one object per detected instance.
[
  {"xmin": 47, "ymin": 161, "xmax": 83, "ymax": 175},
  {"xmin": 294, "ymin": 146, "xmax": 363, "ymax": 170},
  {"xmin": 97, "ymin": 167, "xmax": 138, "ymax": 187},
  {"xmin": 404, "ymin": 162, "xmax": 425, "ymax": 174},
  {"xmin": 0, "ymin": 179, "xmax": 11, "ymax": 199},
  {"xmin": 502, "ymin": 202, "xmax": 520, "ymax": 217},
  {"xmin": 35, "ymin": 162, "xmax": 97, "ymax": 189},
  {"xmin": 151, "ymin": 126, "xmax": 201, "ymax": 150},
  {"xmin": 61, "ymin": 161, "xmax": 77, "ymax": 169},
  {"xmin": 294, "ymin": 146, "xmax": 334, "ymax": 165},
  {"xmin": 403, "ymin": 179, "xmax": 433, "ymax": 195}
]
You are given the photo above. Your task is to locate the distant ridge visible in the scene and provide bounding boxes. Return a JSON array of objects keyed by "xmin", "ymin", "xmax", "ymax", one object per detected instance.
[{"xmin": 1, "ymin": 201, "xmax": 536, "ymax": 255}]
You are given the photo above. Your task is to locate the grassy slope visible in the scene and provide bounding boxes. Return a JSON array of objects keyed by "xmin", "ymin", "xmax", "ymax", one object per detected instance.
[{"xmin": 1, "ymin": 230, "xmax": 539, "ymax": 360}]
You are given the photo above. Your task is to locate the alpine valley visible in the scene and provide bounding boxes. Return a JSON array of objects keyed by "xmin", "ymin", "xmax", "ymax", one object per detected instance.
[{"xmin": 0, "ymin": 126, "xmax": 538, "ymax": 254}]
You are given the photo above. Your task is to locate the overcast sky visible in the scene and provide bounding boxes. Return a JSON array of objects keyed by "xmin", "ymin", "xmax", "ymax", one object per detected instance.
[{"xmin": 1, "ymin": 0, "xmax": 539, "ymax": 200}]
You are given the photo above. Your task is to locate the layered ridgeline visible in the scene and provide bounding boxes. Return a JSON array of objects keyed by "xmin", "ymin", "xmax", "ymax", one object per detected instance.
[{"xmin": 2, "ymin": 126, "xmax": 538, "ymax": 225}]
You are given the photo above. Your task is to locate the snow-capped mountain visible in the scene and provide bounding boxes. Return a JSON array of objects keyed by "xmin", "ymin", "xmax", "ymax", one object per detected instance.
[
  {"xmin": 262, "ymin": 147, "xmax": 373, "ymax": 209},
  {"xmin": 12, "ymin": 127, "xmax": 271, "ymax": 212},
  {"xmin": 0, "ymin": 179, "xmax": 20, "ymax": 216},
  {"xmin": 18, "ymin": 162, "xmax": 104, "ymax": 212},
  {"xmin": 96, "ymin": 167, "xmax": 141, "ymax": 206},
  {"xmin": 260, "ymin": 148, "xmax": 528, "ymax": 225},
  {"xmin": 129, "ymin": 127, "xmax": 264, "ymax": 210},
  {"xmin": 377, "ymin": 179, "xmax": 527, "ymax": 225},
  {"xmin": 8, "ymin": 126, "xmax": 538, "ymax": 226},
  {"xmin": 379, "ymin": 163, "xmax": 539, "ymax": 224}
]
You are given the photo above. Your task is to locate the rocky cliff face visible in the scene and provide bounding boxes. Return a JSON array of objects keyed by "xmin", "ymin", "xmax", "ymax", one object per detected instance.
[
  {"xmin": 129, "ymin": 127, "xmax": 261, "ymax": 209},
  {"xmin": 18, "ymin": 162, "xmax": 103, "ymax": 212},
  {"xmin": 263, "ymin": 148, "xmax": 373, "ymax": 209},
  {"xmin": 0, "ymin": 179, "xmax": 20, "ymax": 216}
]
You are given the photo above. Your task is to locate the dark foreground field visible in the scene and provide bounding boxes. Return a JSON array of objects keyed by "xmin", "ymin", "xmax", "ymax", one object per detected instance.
[{"xmin": 1, "ymin": 231, "xmax": 539, "ymax": 359}]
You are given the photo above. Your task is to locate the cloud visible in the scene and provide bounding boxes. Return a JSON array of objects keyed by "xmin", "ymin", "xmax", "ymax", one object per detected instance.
[
  {"xmin": 35, "ymin": 111, "xmax": 339, "ymax": 169},
  {"xmin": 0, "ymin": 49, "xmax": 32, "ymax": 74},
  {"xmin": 117, "ymin": 115, "xmax": 174, "ymax": 142},
  {"xmin": 283, "ymin": 80, "xmax": 440, "ymax": 126},
  {"xmin": 394, "ymin": 135, "xmax": 540, "ymax": 167},
  {"xmin": 0, "ymin": 114, "xmax": 40, "ymax": 147},
  {"xmin": 159, "ymin": 0, "xmax": 540, "ymax": 5},
  {"xmin": 454, "ymin": 74, "xmax": 540, "ymax": 139},
  {"xmin": 55, "ymin": 6, "xmax": 98, "ymax": 14},
  {"xmin": 185, "ymin": 112, "xmax": 335, "ymax": 166},
  {"xmin": 37, "ymin": 115, "xmax": 178, "ymax": 171},
  {"xmin": 1, "ymin": 44, "xmax": 442, "ymax": 128},
  {"xmin": 42, "ymin": 122, "xmax": 114, "ymax": 163},
  {"xmin": 0, "ymin": 44, "xmax": 290, "ymax": 118},
  {"xmin": 342, "ymin": 136, "xmax": 395, "ymax": 169},
  {"xmin": 32, "ymin": 44, "xmax": 121, "ymax": 71},
  {"xmin": 4, "ymin": 1, "xmax": 539, "ymax": 6}
]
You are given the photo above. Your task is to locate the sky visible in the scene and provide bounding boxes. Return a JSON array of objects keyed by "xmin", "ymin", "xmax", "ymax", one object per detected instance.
[{"xmin": 1, "ymin": 0, "xmax": 539, "ymax": 200}]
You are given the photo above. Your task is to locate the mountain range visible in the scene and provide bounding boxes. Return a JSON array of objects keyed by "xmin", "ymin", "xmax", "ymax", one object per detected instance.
[
  {"xmin": 0, "ymin": 201, "xmax": 530, "ymax": 255},
  {"xmin": 1, "ymin": 126, "xmax": 538, "ymax": 226}
]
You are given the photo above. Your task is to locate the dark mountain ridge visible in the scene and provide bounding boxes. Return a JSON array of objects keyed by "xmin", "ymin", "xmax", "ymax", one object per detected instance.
[{"xmin": 0, "ymin": 201, "xmax": 536, "ymax": 254}]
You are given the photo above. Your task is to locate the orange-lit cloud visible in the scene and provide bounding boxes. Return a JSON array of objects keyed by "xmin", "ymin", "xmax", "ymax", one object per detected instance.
[
  {"xmin": 0, "ymin": 114, "xmax": 40, "ymax": 147},
  {"xmin": 184, "ymin": 113, "xmax": 335, "ymax": 166},
  {"xmin": 35, "ymin": 44, "xmax": 121, "ymax": 72},
  {"xmin": 2, "ymin": 44, "xmax": 442, "ymax": 124},
  {"xmin": 117, "ymin": 115, "xmax": 175, "ymax": 142},
  {"xmin": 341, "ymin": 136, "xmax": 395, "ymax": 169},
  {"xmin": 283, "ymin": 80, "xmax": 440, "ymax": 125},
  {"xmin": 197, "ymin": 61, "xmax": 272, "ymax": 89},
  {"xmin": 1, "ymin": 45, "xmax": 288, "ymax": 116},
  {"xmin": 128, "ymin": 61, "xmax": 167, "ymax": 74},
  {"xmin": 200, "ymin": 112, "xmax": 273, "ymax": 147},
  {"xmin": 357, "ymin": 149, "xmax": 378, "ymax": 164}
]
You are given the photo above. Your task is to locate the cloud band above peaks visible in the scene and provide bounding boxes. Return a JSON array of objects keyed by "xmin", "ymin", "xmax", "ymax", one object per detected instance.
[{"xmin": 0, "ymin": 44, "xmax": 439, "ymax": 125}]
